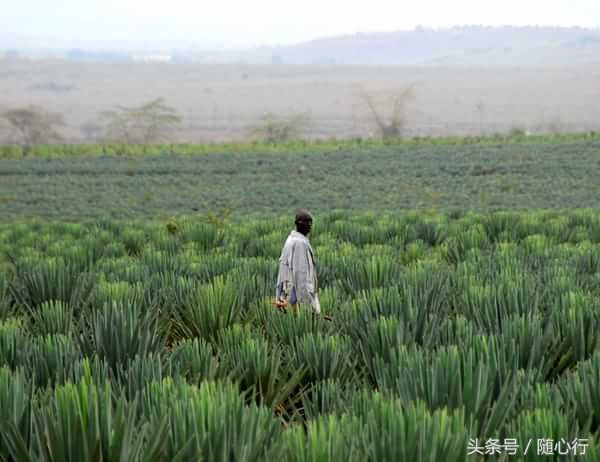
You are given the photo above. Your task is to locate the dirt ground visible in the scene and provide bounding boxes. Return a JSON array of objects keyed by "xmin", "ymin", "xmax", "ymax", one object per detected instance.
[{"xmin": 1, "ymin": 59, "xmax": 599, "ymax": 143}]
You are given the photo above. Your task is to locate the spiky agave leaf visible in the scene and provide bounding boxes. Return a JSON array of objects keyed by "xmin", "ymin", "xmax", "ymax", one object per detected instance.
[
  {"xmin": 499, "ymin": 313, "xmax": 567, "ymax": 381},
  {"xmin": 282, "ymin": 414, "xmax": 363, "ymax": 462},
  {"xmin": 435, "ymin": 315, "xmax": 478, "ymax": 347},
  {"xmin": 351, "ymin": 316, "xmax": 418, "ymax": 385},
  {"xmin": 8, "ymin": 260, "xmax": 96, "ymax": 314},
  {"xmin": 0, "ymin": 317, "xmax": 26, "ymax": 369},
  {"xmin": 506, "ymin": 408, "xmax": 598, "ymax": 462},
  {"xmin": 346, "ymin": 271, "xmax": 448, "ymax": 344},
  {"xmin": 114, "ymin": 353, "xmax": 172, "ymax": 401},
  {"xmin": 556, "ymin": 351, "xmax": 600, "ymax": 436},
  {"xmin": 79, "ymin": 300, "xmax": 164, "ymax": 372},
  {"xmin": 0, "ymin": 367, "xmax": 32, "ymax": 461},
  {"xmin": 552, "ymin": 291, "xmax": 600, "ymax": 366},
  {"xmin": 171, "ymin": 275, "xmax": 242, "ymax": 343},
  {"xmin": 301, "ymin": 379, "xmax": 362, "ymax": 420},
  {"xmin": 219, "ymin": 331, "xmax": 306, "ymax": 417},
  {"xmin": 374, "ymin": 342, "xmax": 520, "ymax": 438},
  {"xmin": 411, "ymin": 219, "xmax": 447, "ymax": 246},
  {"xmin": 66, "ymin": 356, "xmax": 111, "ymax": 390},
  {"xmin": 28, "ymin": 300, "xmax": 73, "ymax": 336},
  {"xmin": 120, "ymin": 228, "xmax": 147, "ymax": 257},
  {"xmin": 180, "ymin": 221, "xmax": 226, "ymax": 252},
  {"xmin": 289, "ymin": 333, "xmax": 358, "ymax": 384},
  {"xmin": 25, "ymin": 334, "xmax": 80, "ymax": 388},
  {"xmin": 91, "ymin": 279, "xmax": 149, "ymax": 309},
  {"xmin": 234, "ymin": 230, "xmax": 281, "ymax": 258},
  {"xmin": 169, "ymin": 337, "xmax": 219, "ymax": 383},
  {"xmin": 481, "ymin": 212, "xmax": 524, "ymax": 243},
  {"xmin": 231, "ymin": 257, "xmax": 278, "ymax": 308},
  {"xmin": 338, "ymin": 255, "xmax": 402, "ymax": 296},
  {"xmin": 141, "ymin": 250, "xmax": 190, "ymax": 277},
  {"xmin": 356, "ymin": 395, "xmax": 468, "ymax": 462},
  {"xmin": 459, "ymin": 270, "xmax": 544, "ymax": 332},
  {"xmin": 189, "ymin": 254, "xmax": 238, "ymax": 283},
  {"xmin": 139, "ymin": 378, "xmax": 283, "ymax": 462},
  {"xmin": 259, "ymin": 306, "xmax": 339, "ymax": 346},
  {"xmin": 0, "ymin": 273, "xmax": 15, "ymax": 320},
  {"xmin": 17, "ymin": 379, "xmax": 164, "ymax": 462}
]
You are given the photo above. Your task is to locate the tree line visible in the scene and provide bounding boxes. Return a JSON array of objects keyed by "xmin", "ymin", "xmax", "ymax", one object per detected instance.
[
  {"xmin": 0, "ymin": 86, "xmax": 419, "ymax": 146},
  {"xmin": 0, "ymin": 98, "xmax": 182, "ymax": 147}
]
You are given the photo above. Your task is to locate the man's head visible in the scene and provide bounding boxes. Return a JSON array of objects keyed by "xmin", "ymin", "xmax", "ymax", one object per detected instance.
[{"xmin": 295, "ymin": 209, "xmax": 313, "ymax": 236}]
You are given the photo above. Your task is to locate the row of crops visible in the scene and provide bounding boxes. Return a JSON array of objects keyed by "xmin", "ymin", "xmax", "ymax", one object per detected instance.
[
  {"xmin": 1, "ymin": 210, "xmax": 600, "ymax": 460},
  {"xmin": 0, "ymin": 132, "xmax": 596, "ymax": 158}
]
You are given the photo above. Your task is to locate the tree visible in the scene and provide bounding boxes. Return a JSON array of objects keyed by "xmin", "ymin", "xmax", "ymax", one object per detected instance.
[
  {"xmin": 99, "ymin": 98, "xmax": 182, "ymax": 144},
  {"xmin": 357, "ymin": 83, "xmax": 419, "ymax": 139},
  {"xmin": 247, "ymin": 112, "xmax": 311, "ymax": 142},
  {"xmin": 1, "ymin": 105, "xmax": 65, "ymax": 146},
  {"xmin": 80, "ymin": 121, "xmax": 104, "ymax": 143}
]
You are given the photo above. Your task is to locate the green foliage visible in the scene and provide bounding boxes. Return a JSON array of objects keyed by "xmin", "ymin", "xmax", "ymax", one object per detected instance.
[
  {"xmin": 0, "ymin": 131, "xmax": 596, "ymax": 159},
  {"xmin": 99, "ymin": 97, "xmax": 182, "ymax": 144},
  {"xmin": 28, "ymin": 300, "xmax": 73, "ymax": 336},
  {"xmin": 171, "ymin": 275, "xmax": 243, "ymax": 343},
  {"xmin": 556, "ymin": 351, "xmax": 600, "ymax": 435},
  {"xmin": 25, "ymin": 334, "xmax": 80, "ymax": 388},
  {"xmin": 0, "ymin": 274, "xmax": 14, "ymax": 320},
  {"xmin": 219, "ymin": 326, "xmax": 305, "ymax": 415},
  {"xmin": 247, "ymin": 112, "xmax": 311, "ymax": 142},
  {"xmin": 139, "ymin": 378, "xmax": 282, "ymax": 462},
  {"xmin": 8, "ymin": 260, "xmax": 95, "ymax": 313},
  {"xmin": 1, "ymin": 210, "xmax": 600, "ymax": 455},
  {"xmin": 301, "ymin": 379, "xmax": 361, "ymax": 420},
  {"xmin": 0, "ymin": 318, "xmax": 25, "ymax": 369},
  {"xmin": 3, "ymin": 137, "xmax": 600, "ymax": 221},
  {"xmin": 79, "ymin": 300, "xmax": 163, "ymax": 371},
  {"xmin": 358, "ymin": 397, "xmax": 468, "ymax": 462},
  {"xmin": 0, "ymin": 367, "xmax": 32, "ymax": 460},
  {"xmin": 289, "ymin": 333, "xmax": 357, "ymax": 384},
  {"xmin": 506, "ymin": 408, "xmax": 595, "ymax": 462},
  {"xmin": 258, "ymin": 306, "xmax": 339, "ymax": 346},
  {"xmin": 282, "ymin": 414, "xmax": 363, "ymax": 462},
  {"xmin": 3, "ymin": 378, "xmax": 166, "ymax": 462}
]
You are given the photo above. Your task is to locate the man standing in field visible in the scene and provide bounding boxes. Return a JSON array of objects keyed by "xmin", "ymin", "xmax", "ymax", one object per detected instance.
[{"xmin": 276, "ymin": 209, "xmax": 328, "ymax": 318}]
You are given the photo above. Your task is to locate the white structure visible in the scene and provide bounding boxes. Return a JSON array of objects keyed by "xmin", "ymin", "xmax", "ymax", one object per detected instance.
[{"xmin": 132, "ymin": 54, "xmax": 173, "ymax": 63}]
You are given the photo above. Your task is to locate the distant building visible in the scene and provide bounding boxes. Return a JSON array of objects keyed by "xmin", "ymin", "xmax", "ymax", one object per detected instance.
[
  {"xmin": 271, "ymin": 54, "xmax": 284, "ymax": 65},
  {"xmin": 132, "ymin": 54, "xmax": 173, "ymax": 63},
  {"xmin": 66, "ymin": 49, "xmax": 131, "ymax": 62},
  {"xmin": 4, "ymin": 49, "xmax": 19, "ymax": 60}
]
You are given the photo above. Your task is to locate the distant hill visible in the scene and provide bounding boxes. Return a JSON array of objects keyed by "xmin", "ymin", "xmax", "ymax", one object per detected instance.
[
  {"xmin": 235, "ymin": 26, "xmax": 600, "ymax": 67},
  {"xmin": 4, "ymin": 26, "xmax": 600, "ymax": 67}
]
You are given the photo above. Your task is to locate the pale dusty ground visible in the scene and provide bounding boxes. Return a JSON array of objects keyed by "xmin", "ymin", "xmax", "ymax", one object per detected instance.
[{"xmin": 0, "ymin": 60, "xmax": 599, "ymax": 143}]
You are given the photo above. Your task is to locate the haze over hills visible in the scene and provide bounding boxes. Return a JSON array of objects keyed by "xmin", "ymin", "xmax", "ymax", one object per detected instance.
[
  {"xmin": 239, "ymin": 26, "xmax": 600, "ymax": 67},
  {"xmin": 3, "ymin": 26, "xmax": 600, "ymax": 67}
]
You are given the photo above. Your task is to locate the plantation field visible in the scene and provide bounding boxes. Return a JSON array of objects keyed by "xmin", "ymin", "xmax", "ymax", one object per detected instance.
[
  {"xmin": 1, "ymin": 211, "xmax": 600, "ymax": 460},
  {"xmin": 1, "ymin": 135, "xmax": 600, "ymax": 222}
]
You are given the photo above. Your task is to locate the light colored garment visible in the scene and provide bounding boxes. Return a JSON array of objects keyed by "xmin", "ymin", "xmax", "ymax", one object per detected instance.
[{"xmin": 276, "ymin": 230, "xmax": 321, "ymax": 314}]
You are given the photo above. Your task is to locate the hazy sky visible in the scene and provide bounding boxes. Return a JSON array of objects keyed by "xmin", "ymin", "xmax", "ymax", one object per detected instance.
[{"xmin": 2, "ymin": 0, "xmax": 600, "ymax": 48}]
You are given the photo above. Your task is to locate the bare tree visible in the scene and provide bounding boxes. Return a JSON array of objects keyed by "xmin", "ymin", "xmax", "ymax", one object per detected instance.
[
  {"xmin": 99, "ymin": 98, "xmax": 182, "ymax": 144},
  {"xmin": 0, "ymin": 105, "xmax": 65, "ymax": 146},
  {"xmin": 80, "ymin": 121, "xmax": 104, "ymax": 143},
  {"xmin": 475, "ymin": 101, "xmax": 486, "ymax": 135},
  {"xmin": 247, "ymin": 112, "xmax": 311, "ymax": 142},
  {"xmin": 357, "ymin": 83, "xmax": 418, "ymax": 139},
  {"xmin": 0, "ymin": 106, "xmax": 11, "ymax": 144}
]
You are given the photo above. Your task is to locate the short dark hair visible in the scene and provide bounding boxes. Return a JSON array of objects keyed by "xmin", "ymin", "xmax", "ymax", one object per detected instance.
[{"xmin": 294, "ymin": 209, "xmax": 313, "ymax": 223}]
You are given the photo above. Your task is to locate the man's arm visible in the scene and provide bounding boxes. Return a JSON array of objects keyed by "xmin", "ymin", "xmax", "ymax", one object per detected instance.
[
  {"xmin": 291, "ymin": 242, "xmax": 319, "ymax": 312},
  {"xmin": 276, "ymin": 251, "xmax": 293, "ymax": 301}
]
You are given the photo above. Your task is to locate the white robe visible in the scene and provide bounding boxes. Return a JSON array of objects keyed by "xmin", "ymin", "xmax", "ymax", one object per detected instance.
[{"xmin": 276, "ymin": 230, "xmax": 321, "ymax": 314}]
